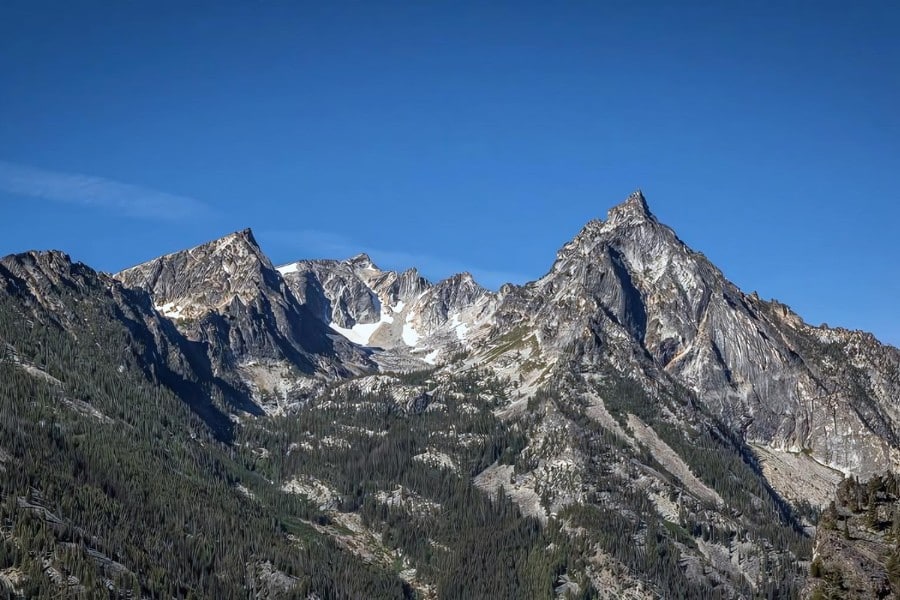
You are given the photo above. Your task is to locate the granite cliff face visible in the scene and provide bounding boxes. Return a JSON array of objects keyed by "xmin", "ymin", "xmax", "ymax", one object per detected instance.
[
  {"xmin": 469, "ymin": 191, "xmax": 900, "ymax": 484},
  {"xmin": 105, "ymin": 191, "xmax": 899, "ymax": 489}
]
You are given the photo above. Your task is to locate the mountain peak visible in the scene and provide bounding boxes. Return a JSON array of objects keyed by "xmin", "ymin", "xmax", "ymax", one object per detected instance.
[
  {"xmin": 1, "ymin": 250, "xmax": 82, "ymax": 289},
  {"xmin": 114, "ymin": 225, "xmax": 278, "ymax": 314},
  {"xmin": 434, "ymin": 271, "xmax": 486, "ymax": 300},
  {"xmin": 606, "ymin": 189, "xmax": 653, "ymax": 225},
  {"xmin": 236, "ymin": 227, "xmax": 256, "ymax": 240},
  {"xmin": 218, "ymin": 227, "xmax": 260, "ymax": 250},
  {"xmin": 440, "ymin": 271, "xmax": 481, "ymax": 288},
  {"xmin": 17, "ymin": 249, "xmax": 73, "ymax": 266},
  {"xmin": 118, "ymin": 229, "xmax": 261, "ymax": 273},
  {"xmin": 347, "ymin": 253, "xmax": 378, "ymax": 271}
]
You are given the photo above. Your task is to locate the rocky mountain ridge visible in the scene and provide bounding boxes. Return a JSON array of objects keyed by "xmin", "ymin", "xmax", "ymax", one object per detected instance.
[
  {"xmin": 0, "ymin": 249, "xmax": 247, "ymax": 438},
  {"xmin": 4, "ymin": 189, "xmax": 896, "ymax": 597},
  {"xmin": 112, "ymin": 190, "xmax": 900, "ymax": 488},
  {"xmin": 276, "ymin": 254, "xmax": 494, "ymax": 367},
  {"xmin": 115, "ymin": 228, "xmax": 374, "ymax": 411},
  {"xmin": 477, "ymin": 191, "xmax": 900, "ymax": 482}
]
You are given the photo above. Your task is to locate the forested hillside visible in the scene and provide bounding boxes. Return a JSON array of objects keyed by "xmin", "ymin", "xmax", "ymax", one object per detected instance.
[
  {"xmin": 0, "ymin": 254, "xmax": 411, "ymax": 598},
  {"xmin": 0, "ymin": 253, "xmax": 592, "ymax": 598}
]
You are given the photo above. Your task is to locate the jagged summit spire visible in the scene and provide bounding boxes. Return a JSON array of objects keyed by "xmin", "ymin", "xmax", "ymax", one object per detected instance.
[
  {"xmin": 347, "ymin": 253, "xmax": 378, "ymax": 271},
  {"xmin": 178, "ymin": 227, "xmax": 261, "ymax": 255},
  {"xmin": 627, "ymin": 188, "xmax": 648, "ymax": 208},
  {"xmin": 442, "ymin": 271, "xmax": 480, "ymax": 287},
  {"xmin": 224, "ymin": 227, "xmax": 259, "ymax": 247},
  {"xmin": 181, "ymin": 227, "xmax": 260, "ymax": 251},
  {"xmin": 185, "ymin": 227, "xmax": 264, "ymax": 259},
  {"xmin": 116, "ymin": 228, "xmax": 262, "ymax": 275},
  {"xmin": 606, "ymin": 189, "xmax": 653, "ymax": 224}
]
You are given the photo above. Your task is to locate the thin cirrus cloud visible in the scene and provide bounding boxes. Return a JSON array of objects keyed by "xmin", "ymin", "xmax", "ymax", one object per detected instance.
[
  {"xmin": 260, "ymin": 228, "xmax": 533, "ymax": 290},
  {"xmin": 0, "ymin": 160, "xmax": 211, "ymax": 220}
]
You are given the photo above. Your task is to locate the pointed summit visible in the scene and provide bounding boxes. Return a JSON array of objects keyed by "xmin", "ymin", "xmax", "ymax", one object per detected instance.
[
  {"xmin": 114, "ymin": 226, "xmax": 277, "ymax": 315},
  {"xmin": 606, "ymin": 189, "xmax": 654, "ymax": 225},
  {"xmin": 347, "ymin": 253, "xmax": 379, "ymax": 271},
  {"xmin": 226, "ymin": 227, "xmax": 259, "ymax": 247},
  {"xmin": 626, "ymin": 189, "xmax": 650, "ymax": 213},
  {"xmin": 202, "ymin": 227, "xmax": 264, "ymax": 258},
  {"xmin": 395, "ymin": 267, "xmax": 430, "ymax": 299},
  {"xmin": 117, "ymin": 228, "xmax": 263, "ymax": 276}
]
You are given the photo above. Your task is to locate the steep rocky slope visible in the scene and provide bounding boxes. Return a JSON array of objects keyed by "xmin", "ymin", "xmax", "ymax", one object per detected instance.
[
  {"xmin": 278, "ymin": 253, "xmax": 496, "ymax": 368},
  {"xmin": 456, "ymin": 192, "xmax": 900, "ymax": 487},
  {"xmin": 256, "ymin": 191, "xmax": 898, "ymax": 593},
  {"xmin": 0, "ymin": 252, "xmax": 412, "ymax": 598},
  {"xmin": 0, "ymin": 250, "xmax": 249, "ymax": 438},
  {"xmin": 116, "ymin": 229, "xmax": 373, "ymax": 409}
]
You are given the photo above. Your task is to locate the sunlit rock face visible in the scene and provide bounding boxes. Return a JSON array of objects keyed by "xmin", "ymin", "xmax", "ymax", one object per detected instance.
[
  {"xmin": 264, "ymin": 190, "xmax": 900, "ymax": 482},
  {"xmin": 116, "ymin": 228, "xmax": 373, "ymax": 387},
  {"xmin": 489, "ymin": 190, "xmax": 900, "ymax": 478}
]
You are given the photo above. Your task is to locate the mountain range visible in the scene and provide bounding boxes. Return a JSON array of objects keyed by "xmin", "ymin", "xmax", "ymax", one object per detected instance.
[{"xmin": 1, "ymin": 190, "xmax": 897, "ymax": 598}]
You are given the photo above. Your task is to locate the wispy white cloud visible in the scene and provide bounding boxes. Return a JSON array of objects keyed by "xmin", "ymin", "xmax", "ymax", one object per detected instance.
[
  {"xmin": 0, "ymin": 160, "xmax": 211, "ymax": 220},
  {"xmin": 261, "ymin": 228, "xmax": 534, "ymax": 290}
]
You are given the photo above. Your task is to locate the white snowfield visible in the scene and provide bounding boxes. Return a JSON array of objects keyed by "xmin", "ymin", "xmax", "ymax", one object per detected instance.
[
  {"xmin": 155, "ymin": 301, "xmax": 187, "ymax": 319},
  {"xmin": 275, "ymin": 262, "xmax": 299, "ymax": 275},
  {"xmin": 401, "ymin": 322, "xmax": 421, "ymax": 347},
  {"xmin": 329, "ymin": 312, "xmax": 394, "ymax": 346}
]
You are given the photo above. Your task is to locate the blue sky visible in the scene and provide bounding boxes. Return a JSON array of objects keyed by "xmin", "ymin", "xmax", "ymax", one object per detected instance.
[{"xmin": 1, "ymin": 2, "xmax": 898, "ymax": 345}]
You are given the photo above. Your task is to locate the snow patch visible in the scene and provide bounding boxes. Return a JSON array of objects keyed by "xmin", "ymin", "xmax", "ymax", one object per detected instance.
[
  {"xmin": 330, "ymin": 312, "xmax": 392, "ymax": 346},
  {"xmin": 423, "ymin": 349, "xmax": 440, "ymax": 365},
  {"xmin": 156, "ymin": 301, "xmax": 188, "ymax": 320},
  {"xmin": 276, "ymin": 262, "xmax": 299, "ymax": 275},
  {"xmin": 391, "ymin": 301, "xmax": 405, "ymax": 313},
  {"xmin": 450, "ymin": 314, "xmax": 469, "ymax": 340},
  {"xmin": 401, "ymin": 323, "xmax": 421, "ymax": 346}
]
